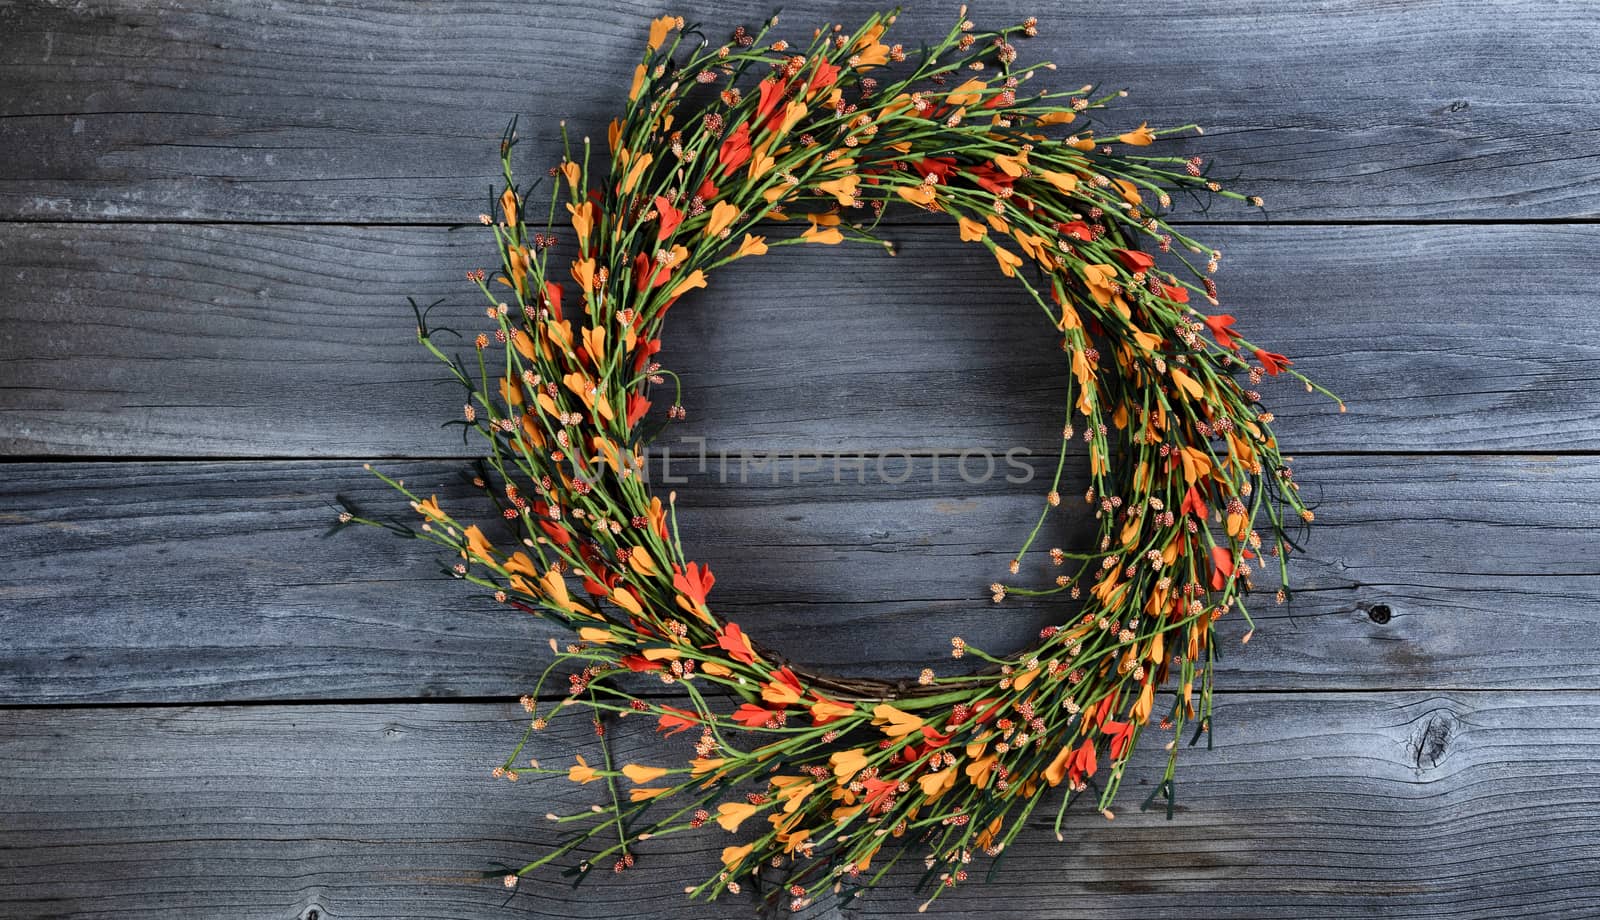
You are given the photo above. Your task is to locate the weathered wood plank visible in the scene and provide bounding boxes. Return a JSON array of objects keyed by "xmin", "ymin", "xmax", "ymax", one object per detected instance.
[
  {"xmin": 2, "ymin": 454, "xmax": 1594, "ymax": 704},
  {"xmin": 2, "ymin": 693, "xmax": 1596, "ymax": 919},
  {"xmin": 4, "ymin": 222, "xmax": 1597, "ymax": 457},
  {"xmin": 1, "ymin": 1, "xmax": 1596, "ymax": 222}
]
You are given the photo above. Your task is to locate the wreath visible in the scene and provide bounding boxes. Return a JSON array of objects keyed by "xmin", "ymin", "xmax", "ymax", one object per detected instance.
[{"xmin": 339, "ymin": 8, "xmax": 1340, "ymax": 913}]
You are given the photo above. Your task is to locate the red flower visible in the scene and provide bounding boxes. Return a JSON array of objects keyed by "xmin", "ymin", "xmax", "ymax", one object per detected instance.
[
  {"xmin": 718, "ymin": 123, "xmax": 752, "ymax": 176},
  {"xmin": 809, "ymin": 60, "xmax": 841, "ymax": 95},
  {"xmin": 731, "ymin": 703, "xmax": 776, "ymax": 727},
  {"xmin": 1204, "ymin": 314, "xmax": 1239, "ymax": 350},
  {"xmin": 1055, "ymin": 220, "xmax": 1095, "ymax": 241},
  {"xmin": 755, "ymin": 77, "xmax": 788, "ymax": 122},
  {"xmin": 1111, "ymin": 249, "xmax": 1155, "ymax": 273},
  {"xmin": 658, "ymin": 705, "xmax": 700, "ymax": 735},
  {"xmin": 625, "ymin": 393, "xmax": 651, "ymax": 429},
  {"xmin": 911, "ymin": 156, "xmax": 958, "ymax": 183},
  {"xmin": 673, "ymin": 561, "xmax": 715, "ymax": 610},
  {"xmin": 1180, "ymin": 484, "xmax": 1209, "ymax": 520},
  {"xmin": 1255, "ymin": 348, "xmax": 1293, "ymax": 376},
  {"xmin": 967, "ymin": 164, "xmax": 1014, "ymax": 196},
  {"xmin": 654, "ymin": 195, "xmax": 683, "ymax": 241},
  {"xmin": 714, "ymin": 621, "xmax": 756, "ymax": 665},
  {"xmin": 1103, "ymin": 720, "xmax": 1135, "ymax": 759},
  {"xmin": 1209, "ymin": 545, "xmax": 1236, "ymax": 590},
  {"xmin": 1067, "ymin": 740, "xmax": 1098, "ymax": 786},
  {"xmin": 543, "ymin": 282, "xmax": 564, "ymax": 321},
  {"xmin": 632, "ymin": 336, "xmax": 661, "ymax": 374},
  {"xmin": 696, "ymin": 177, "xmax": 719, "ymax": 201},
  {"xmin": 862, "ymin": 776, "xmax": 898, "ymax": 812},
  {"xmin": 620, "ymin": 654, "xmax": 664, "ymax": 673},
  {"xmin": 1157, "ymin": 279, "xmax": 1189, "ymax": 303}
]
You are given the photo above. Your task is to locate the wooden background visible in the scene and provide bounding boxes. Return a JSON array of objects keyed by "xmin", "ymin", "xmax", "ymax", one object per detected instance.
[{"xmin": 3, "ymin": 1, "xmax": 1599, "ymax": 917}]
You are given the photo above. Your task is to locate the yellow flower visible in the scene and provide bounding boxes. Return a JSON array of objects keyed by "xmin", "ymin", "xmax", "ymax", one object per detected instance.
[
  {"xmin": 1117, "ymin": 122, "xmax": 1157, "ymax": 146},
  {"xmin": 567, "ymin": 755, "xmax": 599, "ymax": 784},
  {"xmin": 716, "ymin": 801, "xmax": 760, "ymax": 832},
  {"xmin": 622, "ymin": 764, "xmax": 669, "ymax": 784},
  {"xmin": 705, "ymin": 200, "xmax": 740, "ymax": 238}
]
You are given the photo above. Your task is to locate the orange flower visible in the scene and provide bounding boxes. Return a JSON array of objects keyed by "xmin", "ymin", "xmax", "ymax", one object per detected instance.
[
  {"xmin": 809, "ymin": 695, "xmax": 854, "ymax": 725},
  {"xmin": 896, "ymin": 183, "xmax": 938, "ymax": 208},
  {"xmin": 499, "ymin": 187, "xmax": 519, "ymax": 227},
  {"xmin": 870, "ymin": 703, "xmax": 923, "ymax": 738},
  {"xmin": 666, "ymin": 269, "xmax": 706, "ymax": 301},
  {"xmin": 411, "ymin": 495, "xmax": 447, "ymax": 523},
  {"xmin": 1039, "ymin": 170, "xmax": 1078, "ymax": 194},
  {"xmin": 946, "ymin": 78, "xmax": 988, "ymax": 106},
  {"xmin": 567, "ymin": 755, "xmax": 600, "ymax": 784},
  {"xmin": 734, "ymin": 233, "xmax": 768, "ymax": 258},
  {"xmin": 721, "ymin": 843, "xmax": 754, "ymax": 868},
  {"xmin": 816, "ymin": 174, "xmax": 859, "ymax": 205},
  {"xmin": 993, "ymin": 245, "xmax": 1024, "ymax": 277},
  {"xmin": 957, "ymin": 217, "xmax": 987, "ymax": 241},
  {"xmin": 1210, "ymin": 546, "xmax": 1236, "ymax": 590},
  {"xmin": 1082, "ymin": 263, "xmax": 1118, "ymax": 305},
  {"xmin": 1117, "ymin": 122, "xmax": 1157, "ymax": 146},
  {"xmin": 622, "ymin": 764, "xmax": 669, "ymax": 784},
  {"xmin": 621, "ymin": 151, "xmax": 654, "ymax": 194},
  {"xmin": 717, "ymin": 801, "xmax": 760, "ymax": 832},
  {"xmin": 705, "ymin": 200, "xmax": 740, "ymax": 238},
  {"xmin": 830, "ymin": 748, "xmax": 869, "ymax": 783},
  {"xmin": 629, "ymin": 787, "xmax": 670, "ymax": 801},
  {"xmin": 567, "ymin": 200, "xmax": 596, "ymax": 245},
  {"xmin": 760, "ymin": 666, "xmax": 805, "ymax": 706},
  {"xmin": 691, "ymin": 757, "xmax": 726, "ymax": 776},
  {"xmin": 801, "ymin": 222, "xmax": 844, "ymax": 245},
  {"xmin": 1170, "ymin": 367, "xmax": 1205, "ymax": 401},
  {"xmin": 646, "ymin": 14, "xmax": 677, "ymax": 50},
  {"xmin": 1036, "ymin": 110, "xmax": 1076, "ymax": 126},
  {"xmin": 462, "ymin": 525, "xmax": 494, "ymax": 563}
]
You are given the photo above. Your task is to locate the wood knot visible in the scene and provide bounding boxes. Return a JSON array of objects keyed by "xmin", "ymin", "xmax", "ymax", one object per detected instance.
[{"xmin": 1411, "ymin": 709, "xmax": 1458, "ymax": 771}]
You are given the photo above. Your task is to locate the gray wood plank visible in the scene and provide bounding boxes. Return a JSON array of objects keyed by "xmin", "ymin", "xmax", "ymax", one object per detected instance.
[
  {"xmin": 2, "ymin": 693, "xmax": 1596, "ymax": 919},
  {"xmin": 2, "ymin": 454, "xmax": 1594, "ymax": 704},
  {"xmin": 1, "ymin": 1, "xmax": 1596, "ymax": 222},
  {"xmin": 4, "ymin": 222, "xmax": 1597, "ymax": 457}
]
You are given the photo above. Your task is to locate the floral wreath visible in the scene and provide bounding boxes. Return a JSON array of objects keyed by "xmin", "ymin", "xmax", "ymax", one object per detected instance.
[{"xmin": 340, "ymin": 8, "xmax": 1340, "ymax": 914}]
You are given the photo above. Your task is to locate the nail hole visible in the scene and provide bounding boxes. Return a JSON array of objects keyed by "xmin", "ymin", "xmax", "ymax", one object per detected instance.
[{"xmin": 1367, "ymin": 604, "xmax": 1392, "ymax": 625}]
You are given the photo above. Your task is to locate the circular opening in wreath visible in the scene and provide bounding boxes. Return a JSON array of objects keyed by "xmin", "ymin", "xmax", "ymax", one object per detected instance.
[{"xmin": 657, "ymin": 240, "xmax": 1097, "ymax": 680}]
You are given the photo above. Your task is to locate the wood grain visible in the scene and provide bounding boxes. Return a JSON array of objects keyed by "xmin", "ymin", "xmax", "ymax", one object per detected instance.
[
  {"xmin": 1, "ymin": 1, "xmax": 1597, "ymax": 222},
  {"xmin": 5, "ymin": 222, "xmax": 1598, "ymax": 458},
  {"xmin": 3, "ymin": 692, "xmax": 1596, "ymax": 919},
  {"xmin": 2, "ymin": 453, "xmax": 1594, "ymax": 705}
]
